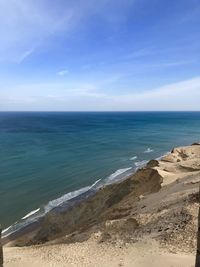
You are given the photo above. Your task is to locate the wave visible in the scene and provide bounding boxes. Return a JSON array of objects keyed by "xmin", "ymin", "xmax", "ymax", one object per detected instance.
[
  {"xmin": 44, "ymin": 179, "xmax": 101, "ymax": 213},
  {"xmin": 134, "ymin": 160, "xmax": 148, "ymax": 168},
  {"xmin": 1, "ymin": 165, "xmax": 139, "ymax": 238},
  {"xmin": 144, "ymin": 148, "xmax": 154, "ymax": 153},
  {"xmin": 44, "ymin": 166, "xmax": 134, "ymax": 213},
  {"xmin": 19, "ymin": 168, "xmax": 133, "ymax": 220},
  {"xmin": 45, "ymin": 186, "xmax": 91, "ymax": 213},
  {"xmin": 2, "ymin": 148, "xmax": 173, "ymax": 239},
  {"xmin": 22, "ymin": 208, "xmax": 40, "ymax": 220},
  {"xmin": 2, "ymin": 145, "xmax": 171, "ymax": 240},
  {"xmin": 129, "ymin": 156, "xmax": 137, "ymax": 160},
  {"xmin": 3, "ymin": 165, "xmax": 134, "ymax": 236},
  {"xmin": 2, "ymin": 225, "xmax": 12, "ymax": 234},
  {"xmin": 2, "ymin": 178, "xmax": 103, "ymax": 237},
  {"xmin": 105, "ymin": 167, "xmax": 132, "ymax": 184}
]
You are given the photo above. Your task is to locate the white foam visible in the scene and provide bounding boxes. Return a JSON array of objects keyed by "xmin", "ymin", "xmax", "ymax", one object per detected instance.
[
  {"xmin": 106, "ymin": 167, "xmax": 132, "ymax": 183},
  {"xmin": 129, "ymin": 156, "xmax": 137, "ymax": 161},
  {"xmin": 22, "ymin": 208, "xmax": 40, "ymax": 220},
  {"xmin": 2, "ymin": 225, "xmax": 12, "ymax": 234},
  {"xmin": 134, "ymin": 160, "xmax": 148, "ymax": 168},
  {"xmin": 45, "ymin": 186, "xmax": 91, "ymax": 212},
  {"xmin": 2, "ymin": 149, "xmax": 171, "ymax": 239},
  {"xmin": 44, "ymin": 179, "xmax": 101, "ymax": 213},
  {"xmin": 144, "ymin": 148, "xmax": 154, "ymax": 153},
  {"xmin": 2, "ymin": 178, "xmax": 103, "ymax": 237},
  {"xmin": 90, "ymin": 178, "xmax": 101, "ymax": 188}
]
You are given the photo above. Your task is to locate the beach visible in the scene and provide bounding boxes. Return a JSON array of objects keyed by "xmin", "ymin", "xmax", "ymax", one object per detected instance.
[{"xmin": 3, "ymin": 143, "xmax": 200, "ymax": 266}]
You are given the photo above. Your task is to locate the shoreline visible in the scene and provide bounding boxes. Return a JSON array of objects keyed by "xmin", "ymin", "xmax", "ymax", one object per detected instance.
[
  {"xmin": 1, "ymin": 111, "xmax": 200, "ymax": 234},
  {"xmin": 3, "ymin": 143, "xmax": 177, "ymax": 247},
  {"xmin": 2, "ymin": 152, "xmax": 154, "ymax": 240},
  {"xmin": 3, "ymin": 142, "xmax": 200, "ymax": 267},
  {"xmin": 3, "ymin": 158, "xmax": 164, "ymax": 245}
]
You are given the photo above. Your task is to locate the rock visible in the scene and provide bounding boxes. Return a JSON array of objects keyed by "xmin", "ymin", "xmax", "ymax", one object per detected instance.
[
  {"xmin": 139, "ymin": 195, "xmax": 144, "ymax": 200},
  {"xmin": 161, "ymin": 154, "xmax": 177, "ymax": 163},
  {"xmin": 146, "ymin": 159, "xmax": 159, "ymax": 168}
]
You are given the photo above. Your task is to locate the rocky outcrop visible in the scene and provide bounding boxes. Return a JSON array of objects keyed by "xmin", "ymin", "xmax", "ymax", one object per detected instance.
[
  {"xmin": 162, "ymin": 144, "xmax": 200, "ymax": 163},
  {"xmin": 146, "ymin": 159, "xmax": 159, "ymax": 168}
]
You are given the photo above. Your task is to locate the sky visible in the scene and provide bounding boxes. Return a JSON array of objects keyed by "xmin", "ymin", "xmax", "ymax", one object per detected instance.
[{"xmin": 0, "ymin": 0, "xmax": 200, "ymax": 111}]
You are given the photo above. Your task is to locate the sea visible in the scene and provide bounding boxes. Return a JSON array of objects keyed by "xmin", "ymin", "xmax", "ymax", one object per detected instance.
[{"xmin": 0, "ymin": 112, "xmax": 200, "ymax": 234}]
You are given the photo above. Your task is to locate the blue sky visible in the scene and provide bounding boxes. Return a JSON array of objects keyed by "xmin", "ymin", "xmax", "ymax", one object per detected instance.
[{"xmin": 0, "ymin": 0, "xmax": 200, "ymax": 111}]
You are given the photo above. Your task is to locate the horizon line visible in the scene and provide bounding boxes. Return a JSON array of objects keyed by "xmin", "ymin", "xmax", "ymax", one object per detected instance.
[{"xmin": 0, "ymin": 110, "xmax": 200, "ymax": 113}]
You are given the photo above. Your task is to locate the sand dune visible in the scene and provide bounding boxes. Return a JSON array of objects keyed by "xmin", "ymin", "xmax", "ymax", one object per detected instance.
[{"xmin": 5, "ymin": 239, "xmax": 194, "ymax": 267}]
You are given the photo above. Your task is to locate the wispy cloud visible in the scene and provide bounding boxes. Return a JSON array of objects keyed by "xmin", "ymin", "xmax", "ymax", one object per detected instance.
[
  {"xmin": 110, "ymin": 77, "xmax": 200, "ymax": 111},
  {"xmin": 1, "ymin": 77, "xmax": 200, "ymax": 111},
  {"xmin": 122, "ymin": 47, "xmax": 155, "ymax": 60},
  {"xmin": 144, "ymin": 60, "xmax": 196, "ymax": 68},
  {"xmin": 0, "ymin": 0, "xmax": 199, "ymax": 111},
  {"xmin": 57, "ymin": 69, "xmax": 69, "ymax": 76},
  {"xmin": 0, "ymin": 0, "xmax": 74, "ymax": 62},
  {"xmin": 17, "ymin": 47, "xmax": 35, "ymax": 63},
  {"xmin": 0, "ymin": 0, "xmax": 136, "ymax": 63}
]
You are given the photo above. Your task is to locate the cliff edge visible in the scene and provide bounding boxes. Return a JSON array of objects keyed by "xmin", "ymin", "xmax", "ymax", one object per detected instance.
[{"xmin": 4, "ymin": 143, "xmax": 200, "ymax": 267}]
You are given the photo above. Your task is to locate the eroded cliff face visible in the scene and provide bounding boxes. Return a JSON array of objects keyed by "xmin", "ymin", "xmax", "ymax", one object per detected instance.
[
  {"xmin": 7, "ymin": 166, "xmax": 163, "ymax": 246},
  {"xmin": 33, "ymin": 168, "xmax": 163, "ymax": 245},
  {"xmin": 5, "ymin": 144, "xmax": 200, "ymax": 253}
]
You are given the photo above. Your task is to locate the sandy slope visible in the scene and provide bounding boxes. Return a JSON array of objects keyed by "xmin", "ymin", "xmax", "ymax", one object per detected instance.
[
  {"xmin": 4, "ymin": 238, "xmax": 195, "ymax": 267},
  {"xmin": 3, "ymin": 144, "xmax": 200, "ymax": 267}
]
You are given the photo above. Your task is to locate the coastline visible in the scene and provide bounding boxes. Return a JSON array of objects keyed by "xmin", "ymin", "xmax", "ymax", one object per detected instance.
[
  {"xmin": 3, "ymin": 142, "xmax": 199, "ymax": 247},
  {"xmin": 3, "ymin": 142, "xmax": 200, "ymax": 267},
  {"xmin": 2, "ymin": 153, "xmax": 153, "ymax": 241},
  {"xmin": 4, "ymin": 143, "xmax": 200, "ymax": 267},
  {"xmin": 1, "ymin": 111, "xmax": 200, "ymax": 231}
]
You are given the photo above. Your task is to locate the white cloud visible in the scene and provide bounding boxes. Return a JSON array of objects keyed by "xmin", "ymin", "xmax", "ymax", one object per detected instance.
[
  {"xmin": 0, "ymin": 77, "xmax": 200, "ymax": 111},
  {"xmin": 122, "ymin": 47, "xmax": 155, "ymax": 60},
  {"xmin": 110, "ymin": 77, "xmax": 200, "ymax": 111},
  {"xmin": 57, "ymin": 69, "xmax": 69, "ymax": 76},
  {"xmin": 17, "ymin": 48, "xmax": 35, "ymax": 63},
  {"xmin": 0, "ymin": 0, "xmax": 136, "ymax": 63}
]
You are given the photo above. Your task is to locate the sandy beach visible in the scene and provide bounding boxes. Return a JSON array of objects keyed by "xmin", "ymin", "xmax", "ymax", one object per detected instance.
[{"xmin": 3, "ymin": 143, "xmax": 200, "ymax": 267}]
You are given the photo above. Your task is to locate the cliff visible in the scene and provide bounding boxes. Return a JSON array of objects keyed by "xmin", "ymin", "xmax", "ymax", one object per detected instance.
[{"xmin": 3, "ymin": 143, "xmax": 200, "ymax": 267}]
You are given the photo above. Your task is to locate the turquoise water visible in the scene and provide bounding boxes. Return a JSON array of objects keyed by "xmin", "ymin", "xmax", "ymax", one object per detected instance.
[{"xmin": 0, "ymin": 112, "xmax": 200, "ymax": 229}]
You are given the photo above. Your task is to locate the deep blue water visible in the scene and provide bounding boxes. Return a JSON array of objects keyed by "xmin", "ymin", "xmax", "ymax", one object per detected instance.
[{"xmin": 0, "ymin": 112, "xmax": 200, "ymax": 229}]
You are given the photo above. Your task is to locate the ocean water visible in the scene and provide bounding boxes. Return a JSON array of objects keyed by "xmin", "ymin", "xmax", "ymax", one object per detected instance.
[{"xmin": 0, "ymin": 111, "xmax": 200, "ymax": 230}]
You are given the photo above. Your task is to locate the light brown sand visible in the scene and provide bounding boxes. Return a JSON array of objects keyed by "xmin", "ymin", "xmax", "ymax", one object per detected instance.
[
  {"xmin": 4, "ymin": 238, "xmax": 195, "ymax": 267},
  {"xmin": 3, "ymin": 144, "xmax": 200, "ymax": 267}
]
